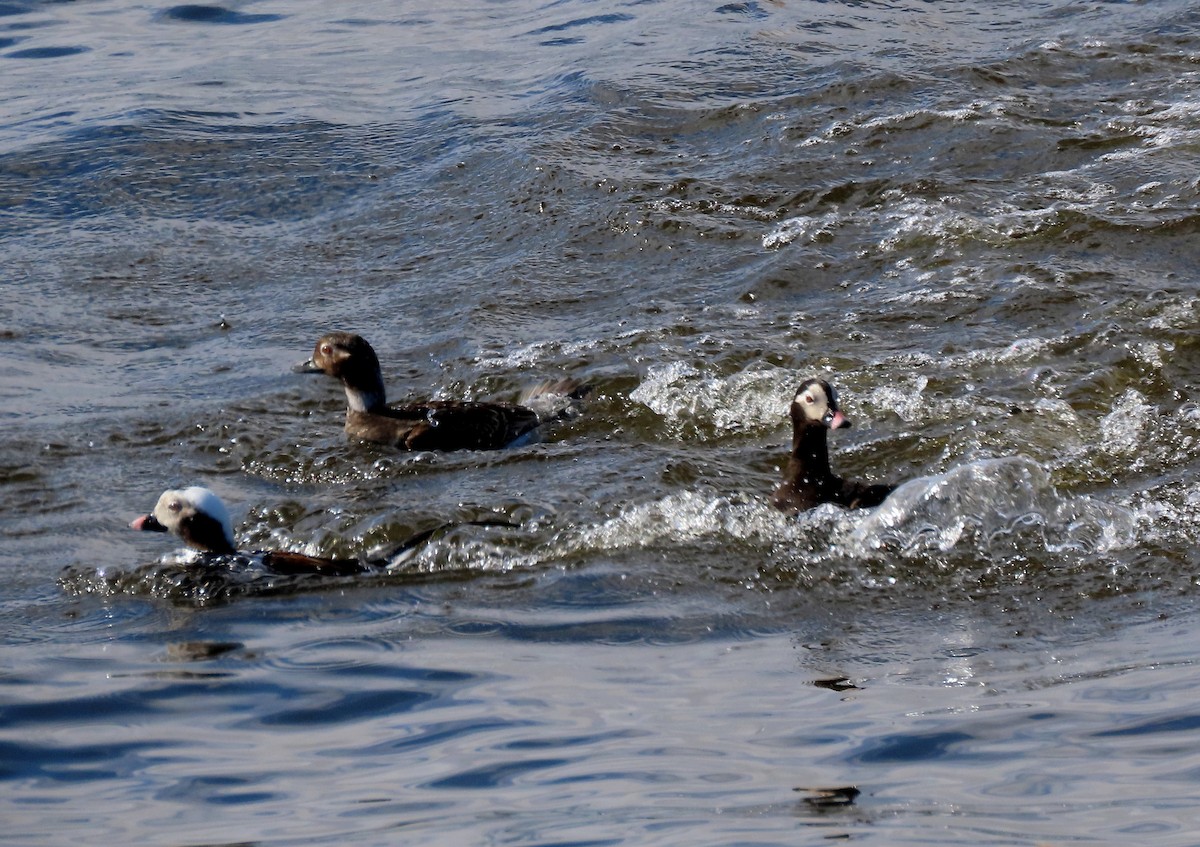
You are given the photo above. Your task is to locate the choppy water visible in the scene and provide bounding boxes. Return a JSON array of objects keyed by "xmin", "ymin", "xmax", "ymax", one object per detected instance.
[{"xmin": 4, "ymin": 0, "xmax": 1200, "ymax": 843}]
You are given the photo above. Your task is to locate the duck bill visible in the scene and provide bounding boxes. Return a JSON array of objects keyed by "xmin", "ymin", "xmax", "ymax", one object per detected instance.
[
  {"xmin": 826, "ymin": 410, "xmax": 852, "ymax": 429},
  {"xmin": 130, "ymin": 513, "xmax": 167, "ymax": 533},
  {"xmin": 293, "ymin": 357, "xmax": 324, "ymax": 374}
]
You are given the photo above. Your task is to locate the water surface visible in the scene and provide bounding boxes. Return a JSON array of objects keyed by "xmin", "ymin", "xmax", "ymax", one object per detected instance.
[{"xmin": 3, "ymin": 0, "xmax": 1200, "ymax": 844}]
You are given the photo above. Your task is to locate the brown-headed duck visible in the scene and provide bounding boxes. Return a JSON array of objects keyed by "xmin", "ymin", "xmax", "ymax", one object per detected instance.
[{"xmin": 300, "ymin": 332, "xmax": 587, "ymax": 451}]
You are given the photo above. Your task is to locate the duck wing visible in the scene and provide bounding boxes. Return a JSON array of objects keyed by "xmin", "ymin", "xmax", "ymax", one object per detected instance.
[
  {"xmin": 773, "ymin": 475, "xmax": 896, "ymax": 514},
  {"xmin": 835, "ymin": 478, "xmax": 896, "ymax": 510},
  {"xmin": 260, "ymin": 550, "xmax": 370, "ymax": 577},
  {"xmin": 771, "ymin": 480, "xmax": 822, "ymax": 515},
  {"xmin": 380, "ymin": 401, "xmax": 541, "ymax": 451}
]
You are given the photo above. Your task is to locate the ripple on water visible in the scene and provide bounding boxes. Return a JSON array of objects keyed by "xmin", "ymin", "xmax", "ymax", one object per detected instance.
[
  {"xmin": 4, "ymin": 45, "xmax": 89, "ymax": 60},
  {"xmin": 157, "ymin": 5, "xmax": 286, "ymax": 25}
]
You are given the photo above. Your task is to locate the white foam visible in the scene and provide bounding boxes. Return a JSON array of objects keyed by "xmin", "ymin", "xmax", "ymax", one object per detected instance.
[
  {"xmin": 549, "ymin": 455, "xmax": 1137, "ymax": 580},
  {"xmin": 762, "ymin": 211, "xmax": 841, "ymax": 249},
  {"xmin": 565, "ymin": 490, "xmax": 792, "ymax": 553},
  {"xmin": 1099, "ymin": 389, "xmax": 1154, "ymax": 461},
  {"xmin": 844, "ymin": 455, "xmax": 1137, "ymax": 558},
  {"xmin": 630, "ymin": 362, "xmax": 794, "ymax": 436}
]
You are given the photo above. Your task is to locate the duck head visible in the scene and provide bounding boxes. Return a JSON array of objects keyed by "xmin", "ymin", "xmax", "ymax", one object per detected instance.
[
  {"xmin": 298, "ymin": 332, "xmax": 386, "ymax": 413},
  {"xmin": 130, "ymin": 487, "xmax": 237, "ymax": 555},
  {"xmin": 791, "ymin": 378, "xmax": 851, "ymax": 430}
]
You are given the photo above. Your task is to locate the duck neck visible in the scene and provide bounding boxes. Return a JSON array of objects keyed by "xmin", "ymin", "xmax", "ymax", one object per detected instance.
[
  {"xmin": 340, "ymin": 363, "xmax": 387, "ymax": 413},
  {"xmin": 180, "ymin": 514, "xmax": 238, "ymax": 555},
  {"xmin": 787, "ymin": 419, "xmax": 833, "ymax": 484},
  {"xmin": 344, "ymin": 383, "xmax": 386, "ymax": 414}
]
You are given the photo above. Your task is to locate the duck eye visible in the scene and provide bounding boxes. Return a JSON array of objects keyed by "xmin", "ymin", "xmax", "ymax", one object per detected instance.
[
  {"xmin": 168, "ymin": 500, "xmax": 182, "ymax": 513},
  {"xmin": 803, "ymin": 394, "xmax": 815, "ymax": 404},
  {"xmin": 321, "ymin": 344, "xmax": 332, "ymax": 355}
]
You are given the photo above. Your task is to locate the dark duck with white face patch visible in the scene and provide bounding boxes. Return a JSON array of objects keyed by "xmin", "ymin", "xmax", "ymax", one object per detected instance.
[
  {"xmin": 771, "ymin": 379, "xmax": 897, "ymax": 514},
  {"xmin": 301, "ymin": 332, "xmax": 587, "ymax": 451},
  {"xmin": 130, "ymin": 487, "xmax": 453, "ymax": 576}
]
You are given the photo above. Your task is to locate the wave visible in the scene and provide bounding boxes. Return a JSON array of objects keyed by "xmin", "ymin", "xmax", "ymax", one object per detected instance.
[
  {"xmin": 553, "ymin": 456, "xmax": 1139, "ymax": 593},
  {"xmin": 60, "ymin": 454, "xmax": 1144, "ymax": 605},
  {"xmin": 842, "ymin": 455, "xmax": 1136, "ymax": 559}
]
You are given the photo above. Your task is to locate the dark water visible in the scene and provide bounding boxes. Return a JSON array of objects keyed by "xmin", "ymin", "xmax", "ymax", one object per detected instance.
[{"xmin": 4, "ymin": 0, "xmax": 1200, "ymax": 843}]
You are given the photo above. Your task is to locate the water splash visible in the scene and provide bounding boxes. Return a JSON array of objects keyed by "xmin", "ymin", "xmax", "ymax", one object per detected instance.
[
  {"xmin": 61, "ymin": 453, "xmax": 1142, "ymax": 606},
  {"xmin": 1099, "ymin": 389, "xmax": 1154, "ymax": 463},
  {"xmin": 59, "ymin": 522, "xmax": 526, "ymax": 605},
  {"xmin": 58, "ymin": 552, "xmax": 333, "ymax": 606},
  {"xmin": 630, "ymin": 361, "xmax": 793, "ymax": 437},
  {"xmin": 842, "ymin": 455, "xmax": 1137, "ymax": 559},
  {"xmin": 563, "ymin": 489, "xmax": 791, "ymax": 554},
  {"xmin": 761, "ymin": 211, "xmax": 841, "ymax": 249},
  {"xmin": 552, "ymin": 456, "xmax": 1139, "ymax": 596}
]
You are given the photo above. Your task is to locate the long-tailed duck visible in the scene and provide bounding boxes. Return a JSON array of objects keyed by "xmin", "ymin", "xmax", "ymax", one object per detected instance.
[
  {"xmin": 772, "ymin": 379, "xmax": 896, "ymax": 514},
  {"xmin": 130, "ymin": 486, "xmax": 474, "ymax": 575},
  {"xmin": 299, "ymin": 332, "xmax": 588, "ymax": 451}
]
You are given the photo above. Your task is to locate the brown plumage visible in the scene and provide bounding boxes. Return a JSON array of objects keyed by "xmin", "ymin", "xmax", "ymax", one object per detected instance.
[
  {"xmin": 300, "ymin": 332, "xmax": 587, "ymax": 451},
  {"xmin": 772, "ymin": 379, "xmax": 896, "ymax": 514}
]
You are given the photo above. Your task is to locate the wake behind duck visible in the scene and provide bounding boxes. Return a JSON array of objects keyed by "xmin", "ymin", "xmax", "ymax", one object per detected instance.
[{"xmin": 60, "ymin": 486, "xmax": 514, "ymax": 604}]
